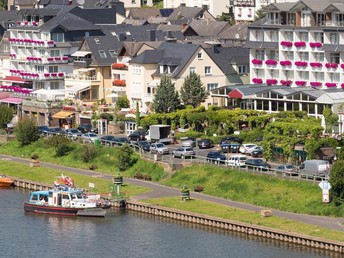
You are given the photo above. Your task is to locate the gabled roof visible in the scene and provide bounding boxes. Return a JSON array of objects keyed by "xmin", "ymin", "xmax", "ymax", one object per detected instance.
[
  {"xmin": 83, "ymin": 36, "xmax": 121, "ymax": 66},
  {"xmin": 203, "ymin": 45, "xmax": 249, "ymax": 75},
  {"xmin": 183, "ymin": 20, "xmax": 230, "ymax": 37},
  {"xmin": 14, "ymin": 0, "xmax": 35, "ymax": 5},
  {"xmin": 129, "ymin": 42, "xmax": 200, "ymax": 78},
  {"xmin": 127, "ymin": 7, "xmax": 161, "ymax": 19},
  {"xmin": 166, "ymin": 6, "xmax": 210, "ymax": 21},
  {"xmin": 117, "ymin": 41, "xmax": 162, "ymax": 58},
  {"xmin": 0, "ymin": 10, "xmax": 22, "ymax": 22}
]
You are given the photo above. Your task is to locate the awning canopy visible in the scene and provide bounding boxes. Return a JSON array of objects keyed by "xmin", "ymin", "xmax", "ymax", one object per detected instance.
[
  {"xmin": 1, "ymin": 76, "xmax": 28, "ymax": 84},
  {"xmin": 0, "ymin": 97, "xmax": 23, "ymax": 104},
  {"xmin": 52, "ymin": 111, "xmax": 74, "ymax": 119},
  {"xmin": 106, "ymin": 93, "xmax": 118, "ymax": 98},
  {"xmin": 77, "ymin": 68, "xmax": 95, "ymax": 72},
  {"xmin": 228, "ymin": 89, "xmax": 243, "ymax": 99},
  {"xmin": 65, "ymin": 84, "xmax": 90, "ymax": 93},
  {"xmin": 71, "ymin": 51, "xmax": 91, "ymax": 57}
]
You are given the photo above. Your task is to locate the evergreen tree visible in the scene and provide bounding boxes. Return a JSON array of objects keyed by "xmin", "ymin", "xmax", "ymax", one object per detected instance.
[
  {"xmin": 14, "ymin": 118, "xmax": 40, "ymax": 146},
  {"xmin": 0, "ymin": 105, "xmax": 13, "ymax": 129},
  {"xmin": 329, "ymin": 160, "xmax": 344, "ymax": 205},
  {"xmin": 153, "ymin": 76, "xmax": 180, "ymax": 113},
  {"xmin": 180, "ymin": 72, "xmax": 208, "ymax": 108},
  {"xmin": 115, "ymin": 95, "xmax": 130, "ymax": 109},
  {"xmin": 135, "ymin": 101, "xmax": 140, "ymax": 126},
  {"xmin": 255, "ymin": 7, "xmax": 267, "ymax": 21}
]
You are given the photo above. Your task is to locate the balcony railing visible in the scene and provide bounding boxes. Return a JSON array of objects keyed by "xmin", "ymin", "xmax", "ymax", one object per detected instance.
[
  {"xmin": 65, "ymin": 73, "xmax": 99, "ymax": 81},
  {"xmin": 111, "ymin": 63, "xmax": 128, "ymax": 70},
  {"xmin": 22, "ymin": 99, "xmax": 63, "ymax": 109}
]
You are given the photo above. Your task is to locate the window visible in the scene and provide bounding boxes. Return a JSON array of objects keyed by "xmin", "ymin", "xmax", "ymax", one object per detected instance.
[
  {"xmin": 314, "ymin": 72, "xmax": 324, "ymax": 81},
  {"xmin": 314, "ymin": 52, "xmax": 324, "ymax": 62},
  {"xmin": 314, "ymin": 32, "xmax": 323, "ymax": 43},
  {"xmin": 39, "ymin": 49, "xmax": 45, "ymax": 56},
  {"xmin": 50, "ymin": 50, "xmax": 60, "ymax": 57},
  {"xmin": 329, "ymin": 72, "xmax": 340, "ymax": 82},
  {"xmin": 238, "ymin": 65, "xmax": 247, "ymax": 74},
  {"xmin": 287, "ymin": 13, "xmax": 296, "ymax": 25},
  {"xmin": 285, "ymin": 51, "xmax": 294, "ymax": 60},
  {"xmin": 49, "ymin": 66, "xmax": 58, "ymax": 73},
  {"xmin": 284, "ymin": 31, "xmax": 293, "ymax": 41},
  {"xmin": 255, "ymin": 49, "xmax": 265, "ymax": 60},
  {"xmin": 301, "ymin": 9, "xmax": 311, "ymax": 27},
  {"xmin": 267, "ymin": 12, "xmax": 280, "ymax": 25},
  {"xmin": 317, "ymin": 13, "xmax": 326, "ymax": 26},
  {"xmin": 189, "ymin": 67, "xmax": 196, "ymax": 73},
  {"xmin": 35, "ymin": 65, "xmax": 44, "ymax": 72},
  {"xmin": 205, "ymin": 66, "xmax": 211, "ymax": 75},
  {"xmin": 207, "ymin": 83, "xmax": 218, "ymax": 91},
  {"xmin": 335, "ymin": 13, "xmax": 344, "ymax": 26},
  {"xmin": 255, "ymin": 30, "xmax": 263, "ymax": 41},
  {"xmin": 298, "ymin": 71, "xmax": 309, "ymax": 80},
  {"xmin": 132, "ymin": 65, "xmax": 141, "ymax": 74},
  {"xmin": 50, "ymin": 82, "xmax": 59, "ymax": 89},
  {"xmin": 51, "ymin": 33, "xmax": 64, "ymax": 42},
  {"xmin": 299, "ymin": 32, "xmax": 308, "ymax": 41},
  {"xmin": 329, "ymin": 33, "xmax": 338, "ymax": 44},
  {"xmin": 299, "ymin": 52, "xmax": 309, "ymax": 61},
  {"xmin": 36, "ymin": 82, "xmax": 44, "ymax": 89},
  {"xmin": 99, "ymin": 50, "xmax": 107, "ymax": 58},
  {"xmin": 197, "ymin": 53, "xmax": 202, "ymax": 59},
  {"xmin": 267, "ymin": 50, "xmax": 277, "ymax": 60},
  {"xmin": 109, "ymin": 50, "xmax": 116, "ymax": 58},
  {"xmin": 270, "ymin": 31, "xmax": 278, "ymax": 42},
  {"xmin": 330, "ymin": 52, "xmax": 340, "ymax": 64}
]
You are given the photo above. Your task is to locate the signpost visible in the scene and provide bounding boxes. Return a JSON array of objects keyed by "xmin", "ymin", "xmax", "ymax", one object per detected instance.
[{"xmin": 318, "ymin": 180, "xmax": 331, "ymax": 203}]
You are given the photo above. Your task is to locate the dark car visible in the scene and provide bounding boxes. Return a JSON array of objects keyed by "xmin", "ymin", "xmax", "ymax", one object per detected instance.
[
  {"xmin": 245, "ymin": 158, "xmax": 271, "ymax": 170},
  {"xmin": 206, "ymin": 151, "xmax": 227, "ymax": 164},
  {"xmin": 221, "ymin": 136, "xmax": 243, "ymax": 145},
  {"xmin": 38, "ymin": 125, "xmax": 50, "ymax": 135},
  {"xmin": 128, "ymin": 130, "xmax": 146, "ymax": 141},
  {"xmin": 198, "ymin": 139, "xmax": 214, "ymax": 149},
  {"xmin": 47, "ymin": 127, "xmax": 66, "ymax": 135},
  {"xmin": 100, "ymin": 135, "xmax": 123, "ymax": 146},
  {"xmin": 78, "ymin": 124, "xmax": 98, "ymax": 134},
  {"xmin": 134, "ymin": 140, "xmax": 151, "ymax": 152},
  {"xmin": 251, "ymin": 148, "xmax": 263, "ymax": 157}
]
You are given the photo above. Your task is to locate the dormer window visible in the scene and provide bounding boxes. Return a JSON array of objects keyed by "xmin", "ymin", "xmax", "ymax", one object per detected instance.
[
  {"xmin": 301, "ymin": 8, "xmax": 311, "ymax": 27},
  {"xmin": 99, "ymin": 50, "xmax": 107, "ymax": 58},
  {"xmin": 94, "ymin": 38, "xmax": 100, "ymax": 44},
  {"xmin": 51, "ymin": 33, "xmax": 64, "ymax": 42},
  {"xmin": 267, "ymin": 12, "xmax": 280, "ymax": 25},
  {"xmin": 109, "ymin": 50, "xmax": 116, "ymax": 58},
  {"xmin": 335, "ymin": 13, "xmax": 344, "ymax": 26}
]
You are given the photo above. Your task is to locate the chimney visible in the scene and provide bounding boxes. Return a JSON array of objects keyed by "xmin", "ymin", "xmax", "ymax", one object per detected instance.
[
  {"xmin": 165, "ymin": 31, "xmax": 177, "ymax": 42},
  {"xmin": 213, "ymin": 45, "xmax": 220, "ymax": 54},
  {"xmin": 118, "ymin": 32, "xmax": 126, "ymax": 42},
  {"xmin": 181, "ymin": 23, "xmax": 187, "ymax": 30}
]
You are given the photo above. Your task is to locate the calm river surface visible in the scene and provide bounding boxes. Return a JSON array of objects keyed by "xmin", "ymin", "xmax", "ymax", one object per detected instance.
[{"xmin": 0, "ymin": 188, "xmax": 339, "ymax": 258}]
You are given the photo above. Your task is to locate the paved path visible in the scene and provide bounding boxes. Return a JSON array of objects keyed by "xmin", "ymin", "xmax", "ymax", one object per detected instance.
[{"xmin": 1, "ymin": 154, "xmax": 343, "ymax": 233}]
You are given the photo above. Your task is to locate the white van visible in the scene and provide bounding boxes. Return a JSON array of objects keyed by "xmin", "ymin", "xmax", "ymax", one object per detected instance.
[{"xmin": 227, "ymin": 155, "xmax": 247, "ymax": 167}]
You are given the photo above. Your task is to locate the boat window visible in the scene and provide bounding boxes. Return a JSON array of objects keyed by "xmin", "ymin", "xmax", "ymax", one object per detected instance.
[
  {"xmin": 62, "ymin": 194, "xmax": 70, "ymax": 200},
  {"xmin": 31, "ymin": 194, "xmax": 38, "ymax": 201}
]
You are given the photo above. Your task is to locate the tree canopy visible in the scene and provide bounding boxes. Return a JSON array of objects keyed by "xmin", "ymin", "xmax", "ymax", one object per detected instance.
[
  {"xmin": 14, "ymin": 118, "xmax": 40, "ymax": 146},
  {"xmin": 330, "ymin": 160, "xmax": 344, "ymax": 205},
  {"xmin": 0, "ymin": 105, "xmax": 13, "ymax": 129},
  {"xmin": 153, "ymin": 76, "xmax": 180, "ymax": 113},
  {"xmin": 180, "ymin": 72, "xmax": 208, "ymax": 108}
]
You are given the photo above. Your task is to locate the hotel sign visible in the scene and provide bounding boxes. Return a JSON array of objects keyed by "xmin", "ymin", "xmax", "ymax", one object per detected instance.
[{"xmin": 231, "ymin": 0, "xmax": 256, "ymax": 7}]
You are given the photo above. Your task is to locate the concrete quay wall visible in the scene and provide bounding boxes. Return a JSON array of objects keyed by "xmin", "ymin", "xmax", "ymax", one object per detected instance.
[{"xmin": 126, "ymin": 200, "xmax": 344, "ymax": 254}]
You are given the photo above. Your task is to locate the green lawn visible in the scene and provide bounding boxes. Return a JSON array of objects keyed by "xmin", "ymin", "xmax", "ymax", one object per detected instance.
[{"xmin": 145, "ymin": 197, "xmax": 344, "ymax": 242}]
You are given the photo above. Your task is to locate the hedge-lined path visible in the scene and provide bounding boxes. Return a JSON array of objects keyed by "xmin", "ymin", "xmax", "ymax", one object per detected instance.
[{"xmin": 1, "ymin": 154, "xmax": 343, "ymax": 233}]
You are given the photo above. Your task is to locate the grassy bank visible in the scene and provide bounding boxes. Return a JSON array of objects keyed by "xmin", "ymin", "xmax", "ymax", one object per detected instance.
[
  {"xmin": 0, "ymin": 160, "xmax": 150, "ymax": 197},
  {"xmin": 162, "ymin": 165, "xmax": 344, "ymax": 217},
  {"xmin": 144, "ymin": 197, "xmax": 344, "ymax": 242}
]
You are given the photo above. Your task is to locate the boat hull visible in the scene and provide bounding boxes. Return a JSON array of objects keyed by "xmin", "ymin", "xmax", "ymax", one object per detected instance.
[
  {"xmin": 24, "ymin": 202, "xmax": 81, "ymax": 216},
  {"xmin": 0, "ymin": 180, "xmax": 14, "ymax": 187}
]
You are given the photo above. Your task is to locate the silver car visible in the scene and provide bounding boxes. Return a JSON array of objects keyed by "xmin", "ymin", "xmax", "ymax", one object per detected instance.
[
  {"xmin": 150, "ymin": 143, "xmax": 169, "ymax": 155},
  {"xmin": 81, "ymin": 132, "xmax": 99, "ymax": 144},
  {"xmin": 181, "ymin": 138, "xmax": 196, "ymax": 148},
  {"xmin": 172, "ymin": 147, "xmax": 196, "ymax": 158}
]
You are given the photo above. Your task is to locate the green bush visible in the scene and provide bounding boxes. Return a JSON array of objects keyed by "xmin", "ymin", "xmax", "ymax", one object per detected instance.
[
  {"xmin": 14, "ymin": 118, "xmax": 40, "ymax": 146},
  {"xmin": 114, "ymin": 144, "xmax": 136, "ymax": 171},
  {"xmin": 81, "ymin": 145, "xmax": 97, "ymax": 163},
  {"xmin": 55, "ymin": 142, "xmax": 74, "ymax": 157}
]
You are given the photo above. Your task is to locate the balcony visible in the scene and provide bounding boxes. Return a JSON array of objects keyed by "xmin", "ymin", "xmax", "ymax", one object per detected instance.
[
  {"xmin": 73, "ymin": 57, "xmax": 92, "ymax": 67},
  {"xmin": 112, "ymin": 80, "xmax": 126, "ymax": 86},
  {"xmin": 22, "ymin": 99, "xmax": 63, "ymax": 109},
  {"xmin": 111, "ymin": 63, "xmax": 128, "ymax": 70},
  {"xmin": 65, "ymin": 73, "xmax": 99, "ymax": 82}
]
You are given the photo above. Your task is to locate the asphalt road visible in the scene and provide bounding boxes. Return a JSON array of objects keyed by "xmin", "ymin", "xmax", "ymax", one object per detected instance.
[{"xmin": 1, "ymin": 154, "xmax": 343, "ymax": 233}]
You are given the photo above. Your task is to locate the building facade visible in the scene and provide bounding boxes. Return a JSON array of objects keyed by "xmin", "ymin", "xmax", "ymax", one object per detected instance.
[{"xmin": 246, "ymin": 0, "xmax": 344, "ymax": 89}]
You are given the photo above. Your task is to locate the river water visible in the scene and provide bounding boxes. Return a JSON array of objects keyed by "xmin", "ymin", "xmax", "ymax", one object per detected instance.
[{"xmin": 0, "ymin": 188, "xmax": 338, "ymax": 258}]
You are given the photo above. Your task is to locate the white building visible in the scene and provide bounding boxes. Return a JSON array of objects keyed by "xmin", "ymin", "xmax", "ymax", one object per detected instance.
[
  {"xmin": 246, "ymin": 0, "xmax": 344, "ymax": 89},
  {"xmin": 163, "ymin": 0, "xmax": 228, "ymax": 18}
]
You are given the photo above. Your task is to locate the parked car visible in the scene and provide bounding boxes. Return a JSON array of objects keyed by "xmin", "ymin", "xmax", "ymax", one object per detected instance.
[
  {"xmin": 245, "ymin": 158, "xmax": 271, "ymax": 170},
  {"xmin": 299, "ymin": 160, "xmax": 330, "ymax": 179},
  {"xmin": 239, "ymin": 144, "xmax": 258, "ymax": 154},
  {"xmin": 227, "ymin": 154, "xmax": 247, "ymax": 167},
  {"xmin": 206, "ymin": 151, "xmax": 227, "ymax": 164},
  {"xmin": 197, "ymin": 139, "xmax": 213, "ymax": 149},
  {"xmin": 172, "ymin": 147, "xmax": 196, "ymax": 158},
  {"xmin": 150, "ymin": 143, "xmax": 169, "ymax": 155},
  {"xmin": 64, "ymin": 128, "xmax": 82, "ymax": 140},
  {"xmin": 251, "ymin": 148, "xmax": 263, "ymax": 157},
  {"xmin": 181, "ymin": 137, "xmax": 196, "ymax": 148},
  {"xmin": 78, "ymin": 124, "xmax": 98, "ymax": 134},
  {"xmin": 276, "ymin": 164, "xmax": 298, "ymax": 175},
  {"xmin": 81, "ymin": 132, "xmax": 99, "ymax": 144},
  {"xmin": 134, "ymin": 140, "xmax": 151, "ymax": 152},
  {"xmin": 116, "ymin": 137, "xmax": 130, "ymax": 144},
  {"xmin": 128, "ymin": 130, "xmax": 146, "ymax": 142},
  {"xmin": 38, "ymin": 125, "xmax": 50, "ymax": 135},
  {"xmin": 100, "ymin": 135, "xmax": 123, "ymax": 146},
  {"xmin": 246, "ymin": 146, "xmax": 263, "ymax": 155},
  {"xmin": 47, "ymin": 127, "xmax": 66, "ymax": 135}
]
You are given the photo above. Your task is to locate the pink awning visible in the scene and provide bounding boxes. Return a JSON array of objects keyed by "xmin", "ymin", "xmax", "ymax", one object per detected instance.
[{"xmin": 0, "ymin": 97, "xmax": 23, "ymax": 104}]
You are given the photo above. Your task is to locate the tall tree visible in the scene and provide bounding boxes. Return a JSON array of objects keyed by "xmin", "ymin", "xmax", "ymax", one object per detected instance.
[
  {"xmin": 329, "ymin": 160, "xmax": 344, "ymax": 205},
  {"xmin": 254, "ymin": 7, "xmax": 267, "ymax": 21},
  {"xmin": 0, "ymin": 105, "xmax": 13, "ymax": 129},
  {"xmin": 180, "ymin": 72, "xmax": 208, "ymax": 108},
  {"xmin": 14, "ymin": 118, "xmax": 40, "ymax": 146},
  {"xmin": 153, "ymin": 76, "xmax": 180, "ymax": 113}
]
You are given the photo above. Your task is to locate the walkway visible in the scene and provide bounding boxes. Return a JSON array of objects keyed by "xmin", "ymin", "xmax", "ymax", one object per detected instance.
[{"xmin": 1, "ymin": 154, "xmax": 343, "ymax": 233}]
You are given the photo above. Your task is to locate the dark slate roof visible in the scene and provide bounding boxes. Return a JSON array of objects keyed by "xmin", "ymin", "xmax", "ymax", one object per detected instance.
[
  {"xmin": 40, "ymin": 10, "xmax": 101, "ymax": 31},
  {"xmin": 127, "ymin": 7, "xmax": 161, "ymax": 19},
  {"xmin": 203, "ymin": 46, "xmax": 249, "ymax": 75},
  {"xmin": 218, "ymin": 23, "xmax": 248, "ymax": 41},
  {"xmin": 166, "ymin": 6, "xmax": 206, "ymax": 21},
  {"xmin": 14, "ymin": 0, "xmax": 35, "ymax": 4},
  {"xmin": 0, "ymin": 10, "xmax": 21, "ymax": 22},
  {"xmin": 129, "ymin": 42, "xmax": 200, "ymax": 78},
  {"xmin": 160, "ymin": 8, "xmax": 174, "ymax": 17},
  {"xmin": 118, "ymin": 41, "xmax": 162, "ymax": 58},
  {"xmin": 83, "ymin": 35, "xmax": 121, "ymax": 66},
  {"xmin": 184, "ymin": 20, "xmax": 230, "ymax": 37},
  {"xmin": 69, "ymin": 7, "xmax": 117, "ymax": 25}
]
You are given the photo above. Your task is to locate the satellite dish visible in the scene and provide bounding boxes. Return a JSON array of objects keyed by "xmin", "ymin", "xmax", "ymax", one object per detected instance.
[{"xmin": 76, "ymin": 0, "xmax": 85, "ymax": 5}]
